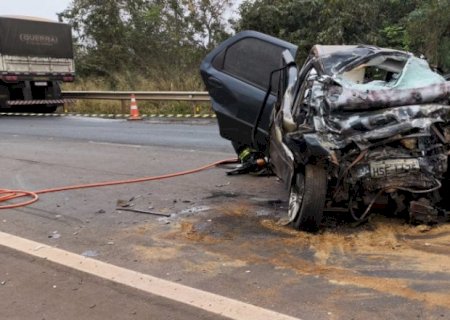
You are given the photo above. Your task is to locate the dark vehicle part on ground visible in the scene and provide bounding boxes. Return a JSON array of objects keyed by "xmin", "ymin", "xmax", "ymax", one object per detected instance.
[
  {"xmin": 0, "ymin": 16, "xmax": 75, "ymax": 113},
  {"xmin": 201, "ymin": 31, "xmax": 450, "ymax": 231},
  {"xmin": 226, "ymin": 147, "xmax": 268, "ymax": 175}
]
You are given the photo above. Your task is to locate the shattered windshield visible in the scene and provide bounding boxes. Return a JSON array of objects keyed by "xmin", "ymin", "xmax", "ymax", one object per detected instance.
[
  {"xmin": 318, "ymin": 46, "xmax": 446, "ymax": 91},
  {"xmin": 328, "ymin": 49, "xmax": 447, "ymax": 92},
  {"xmin": 335, "ymin": 55, "xmax": 446, "ymax": 90}
]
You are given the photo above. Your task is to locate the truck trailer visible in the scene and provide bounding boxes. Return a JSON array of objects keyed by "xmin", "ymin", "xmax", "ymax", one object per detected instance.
[{"xmin": 0, "ymin": 16, "xmax": 75, "ymax": 113}]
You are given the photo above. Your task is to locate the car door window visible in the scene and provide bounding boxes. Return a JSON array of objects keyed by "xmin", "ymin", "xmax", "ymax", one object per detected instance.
[{"xmin": 212, "ymin": 37, "xmax": 285, "ymax": 93}]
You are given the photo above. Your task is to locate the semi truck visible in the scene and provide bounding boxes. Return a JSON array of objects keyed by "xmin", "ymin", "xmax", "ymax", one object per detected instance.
[{"xmin": 0, "ymin": 16, "xmax": 75, "ymax": 113}]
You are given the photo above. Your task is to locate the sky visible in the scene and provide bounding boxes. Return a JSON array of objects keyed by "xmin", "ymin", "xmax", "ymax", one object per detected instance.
[
  {"xmin": 0, "ymin": 1, "xmax": 243, "ymax": 21},
  {"xmin": 0, "ymin": 0, "xmax": 72, "ymax": 21}
]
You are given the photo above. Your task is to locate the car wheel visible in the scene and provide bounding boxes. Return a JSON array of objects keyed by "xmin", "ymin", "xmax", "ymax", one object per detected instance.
[
  {"xmin": 291, "ymin": 164, "xmax": 327, "ymax": 232},
  {"xmin": 288, "ymin": 172, "xmax": 304, "ymax": 222}
]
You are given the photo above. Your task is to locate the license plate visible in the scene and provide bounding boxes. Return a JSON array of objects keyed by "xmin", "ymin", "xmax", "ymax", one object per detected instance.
[
  {"xmin": 34, "ymin": 81, "xmax": 48, "ymax": 86},
  {"xmin": 370, "ymin": 159, "xmax": 420, "ymax": 178}
]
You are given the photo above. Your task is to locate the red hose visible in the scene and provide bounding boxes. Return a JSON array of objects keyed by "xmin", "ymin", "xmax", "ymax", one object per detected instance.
[{"xmin": 0, "ymin": 158, "xmax": 238, "ymax": 210}]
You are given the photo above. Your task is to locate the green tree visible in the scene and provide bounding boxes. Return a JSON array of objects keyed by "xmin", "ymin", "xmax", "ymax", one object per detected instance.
[
  {"xmin": 183, "ymin": 0, "xmax": 233, "ymax": 50},
  {"xmin": 59, "ymin": 0, "xmax": 142, "ymax": 78},
  {"xmin": 405, "ymin": 0, "xmax": 450, "ymax": 70},
  {"xmin": 236, "ymin": 0, "xmax": 450, "ymax": 71},
  {"xmin": 59, "ymin": 0, "xmax": 234, "ymax": 86}
]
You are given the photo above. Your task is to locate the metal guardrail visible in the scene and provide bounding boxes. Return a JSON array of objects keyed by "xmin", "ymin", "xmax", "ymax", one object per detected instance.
[
  {"xmin": 61, "ymin": 90, "xmax": 212, "ymax": 115},
  {"xmin": 62, "ymin": 91, "xmax": 211, "ymax": 102}
]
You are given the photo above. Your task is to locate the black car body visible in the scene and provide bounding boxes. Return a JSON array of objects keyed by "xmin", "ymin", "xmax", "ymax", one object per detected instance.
[{"xmin": 201, "ymin": 31, "xmax": 450, "ymax": 231}]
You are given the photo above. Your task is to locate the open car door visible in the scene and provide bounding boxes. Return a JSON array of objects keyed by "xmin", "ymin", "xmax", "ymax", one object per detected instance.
[{"xmin": 200, "ymin": 31, "xmax": 298, "ymax": 154}]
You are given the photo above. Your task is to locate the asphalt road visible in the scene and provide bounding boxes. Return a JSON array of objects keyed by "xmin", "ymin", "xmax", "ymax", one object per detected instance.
[
  {"xmin": 0, "ymin": 116, "xmax": 233, "ymax": 152},
  {"xmin": 0, "ymin": 116, "xmax": 449, "ymax": 320}
]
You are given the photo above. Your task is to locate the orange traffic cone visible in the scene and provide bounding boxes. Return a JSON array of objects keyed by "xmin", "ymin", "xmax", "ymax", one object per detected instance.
[{"xmin": 128, "ymin": 94, "xmax": 142, "ymax": 120}]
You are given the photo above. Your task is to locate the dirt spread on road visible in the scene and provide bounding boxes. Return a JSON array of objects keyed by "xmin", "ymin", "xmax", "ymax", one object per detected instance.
[
  {"xmin": 123, "ymin": 201, "xmax": 450, "ymax": 310},
  {"xmin": 133, "ymin": 244, "xmax": 181, "ymax": 261},
  {"xmin": 261, "ymin": 217, "xmax": 450, "ymax": 274},
  {"xmin": 178, "ymin": 221, "xmax": 223, "ymax": 243}
]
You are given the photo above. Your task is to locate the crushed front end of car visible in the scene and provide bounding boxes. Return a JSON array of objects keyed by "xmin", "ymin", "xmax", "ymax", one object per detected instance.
[
  {"xmin": 200, "ymin": 31, "xmax": 450, "ymax": 231},
  {"xmin": 276, "ymin": 46, "xmax": 450, "ymax": 230}
]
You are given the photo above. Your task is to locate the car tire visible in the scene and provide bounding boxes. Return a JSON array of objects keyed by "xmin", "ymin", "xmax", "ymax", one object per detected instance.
[{"xmin": 292, "ymin": 164, "xmax": 327, "ymax": 232}]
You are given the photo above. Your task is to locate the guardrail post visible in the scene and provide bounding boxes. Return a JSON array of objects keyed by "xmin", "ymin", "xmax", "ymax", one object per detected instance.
[{"xmin": 121, "ymin": 99, "xmax": 127, "ymax": 114}]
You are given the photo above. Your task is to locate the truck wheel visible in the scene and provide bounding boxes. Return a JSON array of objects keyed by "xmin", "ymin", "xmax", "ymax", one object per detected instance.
[
  {"xmin": 37, "ymin": 105, "xmax": 57, "ymax": 113},
  {"xmin": 0, "ymin": 85, "xmax": 9, "ymax": 109},
  {"xmin": 291, "ymin": 164, "xmax": 327, "ymax": 232}
]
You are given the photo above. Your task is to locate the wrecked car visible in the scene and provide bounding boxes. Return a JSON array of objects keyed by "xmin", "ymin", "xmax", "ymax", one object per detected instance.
[{"xmin": 200, "ymin": 31, "xmax": 450, "ymax": 231}]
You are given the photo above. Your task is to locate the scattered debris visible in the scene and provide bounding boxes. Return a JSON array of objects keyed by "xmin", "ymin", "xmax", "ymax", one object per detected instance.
[
  {"xmin": 179, "ymin": 206, "xmax": 211, "ymax": 215},
  {"xmin": 215, "ymin": 182, "xmax": 230, "ymax": 188},
  {"xmin": 256, "ymin": 209, "xmax": 272, "ymax": 217},
  {"xmin": 410, "ymin": 199, "xmax": 439, "ymax": 225},
  {"xmin": 48, "ymin": 231, "xmax": 61, "ymax": 239},
  {"xmin": 81, "ymin": 250, "xmax": 99, "ymax": 257},
  {"xmin": 116, "ymin": 207, "xmax": 171, "ymax": 217},
  {"xmin": 117, "ymin": 199, "xmax": 134, "ymax": 208}
]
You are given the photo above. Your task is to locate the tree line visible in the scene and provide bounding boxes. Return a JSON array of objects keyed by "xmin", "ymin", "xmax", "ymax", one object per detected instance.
[{"xmin": 59, "ymin": 0, "xmax": 450, "ymax": 89}]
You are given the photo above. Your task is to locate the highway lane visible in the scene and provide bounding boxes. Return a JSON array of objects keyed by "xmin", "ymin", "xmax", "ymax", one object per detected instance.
[
  {"xmin": 0, "ymin": 116, "xmax": 233, "ymax": 153},
  {"xmin": 0, "ymin": 116, "xmax": 449, "ymax": 319}
]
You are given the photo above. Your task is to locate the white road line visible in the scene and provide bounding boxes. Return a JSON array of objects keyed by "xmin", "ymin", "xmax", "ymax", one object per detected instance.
[{"xmin": 0, "ymin": 231, "xmax": 301, "ymax": 320}]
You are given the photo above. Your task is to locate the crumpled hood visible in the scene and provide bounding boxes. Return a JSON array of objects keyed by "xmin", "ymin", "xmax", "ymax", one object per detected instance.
[
  {"xmin": 307, "ymin": 55, "xmax": 450, "ymax": 150},
  {"xmin": 315, "ymin": 104, "xmax": 450, "ymax": 149}
]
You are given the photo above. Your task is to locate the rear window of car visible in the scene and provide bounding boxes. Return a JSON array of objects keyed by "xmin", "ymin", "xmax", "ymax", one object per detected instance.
[{"xmin": 212, "ymin": 37, "xmax": 284, "ymax": 92}]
